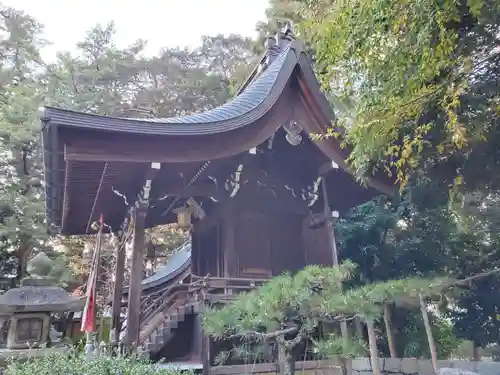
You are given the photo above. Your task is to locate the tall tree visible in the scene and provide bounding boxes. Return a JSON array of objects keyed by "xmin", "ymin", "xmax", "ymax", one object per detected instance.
[
  {"xmin": 299, "ymin": 0, "xmax": 500, "ymax": 191},
  {"xmin": 445, "ymin": 192, "xmax": 500, "ymax": 357},
  {"xmin": 0, "ymin": 5, "xmax": 48, "ymax": 279},
  {"xmin": 43, "ymin": 22, "xmax": 146, "ymax": 115},
  {"xmin": 42, "ymin": 23, "xmax": 255, "ymax": 288},
  {"xmin": 197, "ymin": 34, "xmax": 256, "ymax": 94}
]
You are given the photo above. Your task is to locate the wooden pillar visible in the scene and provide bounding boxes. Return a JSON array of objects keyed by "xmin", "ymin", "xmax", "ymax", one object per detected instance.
[
  {"xmin": 202, "ymin": 331, "xmax": 211, "ymax": 375},
  {"xmin": 222, "ymin": 216, "xmax": 236, "ymax": 277},
  {"xmin": 321, "ymin": 173, "xmax": 351, "ymax": 375},
  {"xmin": 192, "ymin": 313, "xmax": 203, "ymax": 361},
  {"xmin": 110, "ymin": 227, "xmax": 127, "ymax": 343},
  {"xmin": 126, "ymin": 205, "xmax": 147, "ymax": 347},
  {"xmin": 125, "ymin": 162, "xmax": 160, "ymax": 348}
]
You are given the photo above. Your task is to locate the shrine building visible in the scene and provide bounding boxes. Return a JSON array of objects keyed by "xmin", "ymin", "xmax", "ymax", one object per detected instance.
[{"xmin": 41, "ymin": 22, "xmax": 391, "ymax": 373}]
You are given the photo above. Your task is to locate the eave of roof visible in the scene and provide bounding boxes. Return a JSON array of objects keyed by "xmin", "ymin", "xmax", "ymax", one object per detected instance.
[
  {"xmin": 42, "ymin": 33, "xmax": 394, "ymax": 235},
  {"xmin": 43, "ymin": 43, "xmax": 296, "ymax": 136},
  {"xmin": 42, "ymin": 39, "xmax": 302, "ymax": 234},
  {"xmin": 123, "ymin": 242, "xmax": 191, "ymax": 294}
]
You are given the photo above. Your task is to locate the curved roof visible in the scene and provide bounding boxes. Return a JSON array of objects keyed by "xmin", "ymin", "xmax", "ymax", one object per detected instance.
[
  {"xmin": 42, "ymin": 31, "xmax": 393, "ymax": 234},
  {"xmin": 122, "ymin": 241, "xmax": 191, "ymax": 295},
  {"xmin": 44, "ymin": 45, "xmax": 293, "ymax": 135}
]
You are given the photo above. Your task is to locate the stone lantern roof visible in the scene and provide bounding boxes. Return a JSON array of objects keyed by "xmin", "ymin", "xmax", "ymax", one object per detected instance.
[{"xmin": 0, "ymin": 252, "xmax": 85, "ymax": 314}]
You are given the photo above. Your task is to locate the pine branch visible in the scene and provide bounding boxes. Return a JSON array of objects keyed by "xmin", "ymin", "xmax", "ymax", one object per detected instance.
[
  {"xmin": 457, "ymin": 268, "xmax": 500, "ymax": 285},
  {"xmin": 228, "ymin": 326, "xmax": 298, "ymax": 341},
  {"xmin": 283, "ymin": 327, "xmax": 306, "ymax": 350}
]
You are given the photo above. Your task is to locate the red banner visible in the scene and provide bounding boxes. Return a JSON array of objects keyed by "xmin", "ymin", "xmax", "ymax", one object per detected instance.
[{"xmin": 81, "ymin": 214, "xmax": 104, "ymax": 333}]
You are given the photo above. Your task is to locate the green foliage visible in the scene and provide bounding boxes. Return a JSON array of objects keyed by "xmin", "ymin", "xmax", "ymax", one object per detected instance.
[
  {"xmin": 255, "ymin": 0, "xmax": 304, "ymax": 53},
  {"xmin": 44, "ymin": 24, "xmax": 254, "ymax": 118},
  {"xmin": 203, "ymin": 262, "xmax": 356, "ymax": 340},
  {"xmin": 1, "ymin": 5, "xmax": 254, "ymax": 287},
  {"xmin": 0, "ymin": 5, "xmax": 49, "ymax": 278},
  {"xmin": 432, "ymin": 317, "xmax": 461, "ymax": 359},
  {"xmin": 147, "ymin": 225, "xmax": 188, "ymax": 259},
  {"xmin": 4, "ymin": 352, "xmax": 187, "ymax": 375},
  {"xmin": 336, "ymin": 183, "xmax": 500, "ymax": 351},
  {"xmin": 203, "ymin": 263, "xmax": 361, "ymax": 365},
  {"xmin": 395, "ymin": 313, "xmax": 460, "ymax": 359},
  {"xmin": 335, "ymin": 189, "xmax": 455, "ymax": 285},
  {"xmin": 313, "ymin": 334, "xmax": 365, "ymax": 359},
  {"xmin": 448, "ymin": 277, "xmax": 500, "ymax": 348},
  {"xmin": 203, "ymin": 261, "xmax": 451, "ymax": 363},
  {"xmin": 379, "ymin": 309, "xmax": 460, "ymax": 359},
  {"xmin": 298, "ymin": 0, "xmax": 500, "ymax": 190}
]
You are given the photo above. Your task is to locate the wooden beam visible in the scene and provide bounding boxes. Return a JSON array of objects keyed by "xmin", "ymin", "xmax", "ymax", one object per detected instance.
[
  {"xmin": 63, "ymin": 136, "xmax": 263, "ymax": 164},
  {"xmin": 125, "ymin": 162, "xmax": 161, "ymax": 347},
  {"xmin": 192, "ymin": 152, "xmax": 258, "ymax": 233},
  {"xmin": 154, "ymin": 183, "xmax": 222, "ymax": 199}
]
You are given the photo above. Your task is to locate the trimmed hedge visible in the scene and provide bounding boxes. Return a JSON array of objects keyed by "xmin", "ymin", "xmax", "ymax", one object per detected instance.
[{"xmin": 4, "ymin": 352, "xmax": 190, "ymax": 375}]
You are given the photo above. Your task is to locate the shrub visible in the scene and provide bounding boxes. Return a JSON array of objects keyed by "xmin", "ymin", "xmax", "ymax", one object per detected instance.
[{"xmin": 3, "ymin": 352, "xmax": 190, "ymax": 375}]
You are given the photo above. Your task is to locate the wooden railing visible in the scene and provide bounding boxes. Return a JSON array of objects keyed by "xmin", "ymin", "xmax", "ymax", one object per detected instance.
[
  {"xmin": 139, "ymin": 267, "xmax": 191, "ymax": 322},
  {"xmin": 189, "ymin": 275, "xmax": 269, "ymax": 303},
  {"xmin": 121, "ymin": 274, "xmax": 270, "ymax": 353},
  {"xmin": 120, "ymin": 267, "xmax": 191, "ymax": 334},
  {"xmin": 139, "ymin": 288, "xmax": 191, "ymax": 347}
]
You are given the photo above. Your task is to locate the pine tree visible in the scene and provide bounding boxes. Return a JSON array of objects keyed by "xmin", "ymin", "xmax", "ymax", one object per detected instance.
[
  {"xmin": 202, "ymin": 261, "xmax": 453, "ymax": 375},
  {"xmin": 0, "ymin": 5, "xmax": 48, "ymax": 279}
]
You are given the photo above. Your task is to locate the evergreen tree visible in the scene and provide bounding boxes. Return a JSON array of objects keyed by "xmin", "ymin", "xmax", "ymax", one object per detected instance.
[
  {"xmin": 0, "ymin": 5, "xmax": 47, "ymax": 279},
  {"xmin": 203, "ymin": 261, "xmax": 453, "ymax": 375}
]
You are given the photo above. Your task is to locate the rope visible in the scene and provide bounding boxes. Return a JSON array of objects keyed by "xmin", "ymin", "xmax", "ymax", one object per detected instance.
[{"xmin": 160, "ymin": 161, "xmax": 211, "ymax": 217}]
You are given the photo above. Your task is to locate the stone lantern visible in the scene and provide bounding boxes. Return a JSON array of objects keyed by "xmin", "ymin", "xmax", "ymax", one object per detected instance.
[{"xmin": 0, "ymin": 252, "xmax": 85, "ymax": 358}]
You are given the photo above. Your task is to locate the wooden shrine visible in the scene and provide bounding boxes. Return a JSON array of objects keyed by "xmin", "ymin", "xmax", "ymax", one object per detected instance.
[{"xmin": 41, "ymin": 22, "xmax": 391, "ymax": 372}]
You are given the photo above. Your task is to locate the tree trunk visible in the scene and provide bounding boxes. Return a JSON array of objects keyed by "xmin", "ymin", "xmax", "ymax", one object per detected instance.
[
  {"xmin": 355, "ymin": 317, "xmax": 364, "ymax": 339},
  {"xmin": 366, "ymin": 318, "xmax": 381, "ymax": 375},
  {"xmin": 277, "ymin": 342, "xmax": 295, "ymax": 375},
  {"xmin": 355, "ymin": 317, "xmax": 370, "ymax": 357},
  {"xmin": 16, "ymin": 258, "xmax": 25, "ymax": 282},
  {"xmin": 16, "ymin": 247, "xmax": 30, "ymax": 281},
  {"xmin": 383, "ymin": 302, "xmax": 398, "ymax": 358},
  {"xmin": 472, "ymin": 342, "xmax": 481, "ymax": 361},
  {"xmin": 419, "ymin": 294, "xmax": 438, "ymax": 375}
]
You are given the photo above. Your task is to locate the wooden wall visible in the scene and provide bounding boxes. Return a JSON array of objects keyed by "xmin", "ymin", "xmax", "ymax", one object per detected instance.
[
  {"xmin": 302, "ymin": 215, "xmax": 333, "ymax": 266},
  {"xmin": 231, "ymin": 212, "xmax": 306, "ymax": 277},
  {"xmin": 192, "ymin": 166, "xmax": 334, "ymax": 279}
]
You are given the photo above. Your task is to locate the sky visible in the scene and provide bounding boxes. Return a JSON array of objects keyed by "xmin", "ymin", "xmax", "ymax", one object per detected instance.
[{"xmin": 3, "ymin": 0, "xmax": 269, "ymax": 61}]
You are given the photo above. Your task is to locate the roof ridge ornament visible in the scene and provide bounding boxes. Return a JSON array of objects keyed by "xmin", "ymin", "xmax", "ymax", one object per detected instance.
[
  {"xmin": 261, "ymin": 35, "xmax": 282, "ymax": 70},
  {"xmin": 282, "ymin": 21, "xmax": 294, "ymax": 35},
  {"xmin": 280, "ymin": 20, "xmax": 296, "ymax": 44},
  {"xmin": 266, "ymin": 36, "xmax": 282, "ymax": 54}
]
